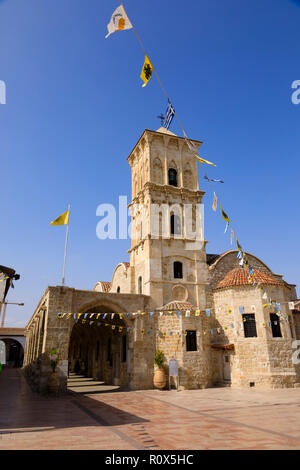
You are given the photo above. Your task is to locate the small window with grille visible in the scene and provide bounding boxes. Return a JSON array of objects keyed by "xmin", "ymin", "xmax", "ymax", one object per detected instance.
[
  {"xmin": 270, "ymin": 313, "xmax": 282, "ymax": 338},
  {"xmin": 186, "ymin": 330, "xmax": 197, "ymax": 351},
  {"xmin": 242, "ymin": 314, "xmax": 257, "ymax": 338},
  {"xmin": 174, "ymin": 261, "xmax": 183, "ymax": 279}
]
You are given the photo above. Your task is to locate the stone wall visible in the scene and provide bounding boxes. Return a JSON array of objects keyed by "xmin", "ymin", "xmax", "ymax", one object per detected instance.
[
  {"xmin": 293, "ymin": 311, "xmax": 300, "ymax": 340},
  {"xmin": 24, "ymin": 281, "xmax": 299, "ymax": 393},
  {"xmin": 24, "ymin": 286, "xmax": 150, "ymax": 393},
  {"xmin": 151, "ymin": 312, "xmax": 213, "ymax": 390},
  {"xmin": 212, "ymin": 285, "xmax": 300, "ymax": 388}
]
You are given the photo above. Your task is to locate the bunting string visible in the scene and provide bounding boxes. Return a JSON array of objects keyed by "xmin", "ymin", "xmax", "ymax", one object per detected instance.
[
  {"xmin": 56, "ymin": 298, "xmax": 294, "ymax": 329},
  {"xmin": 107, "ymin": 1, "xmax": 251, "ymax": 276},
  {"xmin": 56, "ymin": 311, "xmax": 295, "ymax": 336}
]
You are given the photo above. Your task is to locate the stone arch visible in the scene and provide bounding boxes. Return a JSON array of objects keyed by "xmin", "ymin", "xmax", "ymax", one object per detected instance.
[
  {"xmin": 111, "ymin": 262, "xmax": 130, "ymax": 293},
  {"xmin": 0, "ymin": 337, "xmax": 24, "ymax": 367},
  {"xmin": 169, "ymin": 159, "xmax": 177, "ymax": 172},
  {"xmin": 68, "ymin": 301, "xmax": 131, "ymax": 386}
]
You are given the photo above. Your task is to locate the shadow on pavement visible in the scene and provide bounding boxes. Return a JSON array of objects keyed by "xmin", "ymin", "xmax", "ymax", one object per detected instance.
[{"xmin": 0, "ymin": 368, "xmax": 148, "ymax": 435}]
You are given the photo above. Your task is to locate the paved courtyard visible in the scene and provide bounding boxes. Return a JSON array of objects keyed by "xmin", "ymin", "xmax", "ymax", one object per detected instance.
[{"xmin": 0, "ymin": 368, "xmax": 300, "ymax": 450}]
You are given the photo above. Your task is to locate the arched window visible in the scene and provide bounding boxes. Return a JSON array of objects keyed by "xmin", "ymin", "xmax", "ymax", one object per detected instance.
[
  {"xmin": 170, "ymin": 214, "xmax": 181, "ymax": 235},
  {"xmin": 174, "ymin": 261, "xmax": 183, "ymax": 279},
  {"xmin": 138, "ymin": 276, "xmax": 142, "ymax": 294},
  {"xmin": 168, "ymin": 168, "xmax": 178, "ymax": 187},
  {"xmin": 117, "ymin": 286, "xmax": 120, "ymax": 293}
]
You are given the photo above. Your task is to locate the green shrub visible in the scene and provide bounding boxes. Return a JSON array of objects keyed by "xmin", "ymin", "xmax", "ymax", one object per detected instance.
[
  {"xmin": 49, "ymin": 349, "xmax": 59, "ymax": 372},
  {"xmin": 154, "ymin": 350, "xmax": 165, "ymax": 368}
]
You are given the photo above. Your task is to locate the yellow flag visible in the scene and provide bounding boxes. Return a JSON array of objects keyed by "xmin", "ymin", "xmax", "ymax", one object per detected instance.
[
  {"xmin": 219, "ymin": 204, "xmax": 231, "ymax": 223},
  {"xmin": 140, "ymin": 55, "xmax": 153, "ymax": 87},
  {"xmin": 195, "ymin": 154, "xmax": 216, "ymax": 167},
  {"xmin": 50, "ymin": 210, "xmax": 69, "ymax": 226}
]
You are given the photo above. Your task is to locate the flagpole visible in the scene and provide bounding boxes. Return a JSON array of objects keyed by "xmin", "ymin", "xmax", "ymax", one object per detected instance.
[{"xmin": 62, "ymin": 204, "xmax": 70, "ymax": 286}]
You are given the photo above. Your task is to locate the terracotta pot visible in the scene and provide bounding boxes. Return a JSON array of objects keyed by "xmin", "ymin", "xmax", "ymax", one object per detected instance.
[
  {"xmin": 153, "ymin": 368, "xmax": 166, "ymax": 390},
  {"xmin": 48, "ymin": 371, "xmax": 60, "ymax": 394}
]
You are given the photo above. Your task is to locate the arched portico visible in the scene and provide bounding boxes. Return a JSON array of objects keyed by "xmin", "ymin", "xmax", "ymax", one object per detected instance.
[
  {"xmin": 68, "ymin": 302, "xmax": 131, "ymax": 386},
  {"xmin": 24, "ymin": 286, "xmax": 150, "ymax": 393},
  {"xmin": 0, "ymin": 337, "xmax": 24, "ymax": 367}
]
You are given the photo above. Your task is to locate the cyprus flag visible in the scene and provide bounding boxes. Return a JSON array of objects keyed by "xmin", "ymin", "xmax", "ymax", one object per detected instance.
[{"xmin": 105, "ymin": 5, "xmax": 133, "ymax": 39}]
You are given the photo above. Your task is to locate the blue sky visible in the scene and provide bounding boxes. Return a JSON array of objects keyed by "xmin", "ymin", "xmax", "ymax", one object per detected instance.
[{"xmin": 0, "ymin": 0, "xmax": 299, "ymax": 327}]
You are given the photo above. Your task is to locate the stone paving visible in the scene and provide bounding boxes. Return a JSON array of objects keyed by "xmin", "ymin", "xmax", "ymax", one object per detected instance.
[{"xmin": 0, "ymin": 368, "xmax": 300, "ymax": 450}]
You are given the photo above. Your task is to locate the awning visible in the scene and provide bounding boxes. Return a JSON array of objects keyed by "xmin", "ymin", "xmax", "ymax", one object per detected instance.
[{"xmin": 211, "ymin": 343, "xmax": 234, "ymax": 351}]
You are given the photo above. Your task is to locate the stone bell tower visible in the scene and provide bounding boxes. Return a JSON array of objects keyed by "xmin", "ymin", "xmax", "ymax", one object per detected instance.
[{"xmin": 127, "ymin": 127, "xmax": 209, "ymax": 309}]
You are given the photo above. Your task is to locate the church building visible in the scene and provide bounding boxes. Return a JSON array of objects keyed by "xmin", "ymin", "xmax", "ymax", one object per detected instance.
[{"xmin": 24, "ymin": 128, "xmax": 300, "ymax": 393}]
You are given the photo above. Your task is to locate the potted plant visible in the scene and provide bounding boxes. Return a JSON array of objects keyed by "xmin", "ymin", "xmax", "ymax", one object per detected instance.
[
  {"xmin": 153, "ymin": 350, "xmax": 167, "ymax": 390},
  {"xmin": 47, "ymin": 348, "xmax": 60, "ymax": 394}
]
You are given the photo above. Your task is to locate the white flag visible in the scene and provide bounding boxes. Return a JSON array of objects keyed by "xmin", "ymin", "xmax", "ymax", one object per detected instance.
[
  {"xmin": 289, "ymin": 302, "xmax": 295, "ymax": 310},
  {"xmin": 212, "ymin": 192, "xmax": 217, "ymax": 212},
  {"xmin": 183, "ymin": 131, "xmax": 199, "ymax": 153},
  {"xmin": 105, "ymin": 5, "xmax": 133, "ymax": 39}
]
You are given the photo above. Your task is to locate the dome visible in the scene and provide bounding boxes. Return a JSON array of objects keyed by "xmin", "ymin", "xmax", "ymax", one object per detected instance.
[{"xmin": 216, "ymin": 268, "xmax": 283, "ymax": 290}]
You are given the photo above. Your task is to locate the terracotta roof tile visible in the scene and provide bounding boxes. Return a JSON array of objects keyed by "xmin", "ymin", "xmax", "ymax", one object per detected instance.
[
  {"xmin": 159, "ymin": 301, "xmax": 196, "ymax": 311},
  {"xmin": 99, "ymin": 282, "xmax": 111, "ymax": 293},
  {"xmin": 216, "ymin": 268, "xmax": 283, "ymax": 290}
]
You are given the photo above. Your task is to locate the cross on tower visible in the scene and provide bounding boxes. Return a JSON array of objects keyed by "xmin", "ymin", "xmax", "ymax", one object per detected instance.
[{"xmin": 157, "ymin": 114, "xmax": 165, "ymax": 126}]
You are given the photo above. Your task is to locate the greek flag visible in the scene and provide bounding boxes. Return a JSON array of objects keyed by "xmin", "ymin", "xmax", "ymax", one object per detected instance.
[{"xmin": 163, "ymin": 101, "xmax": 175, "ymax": 130}]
